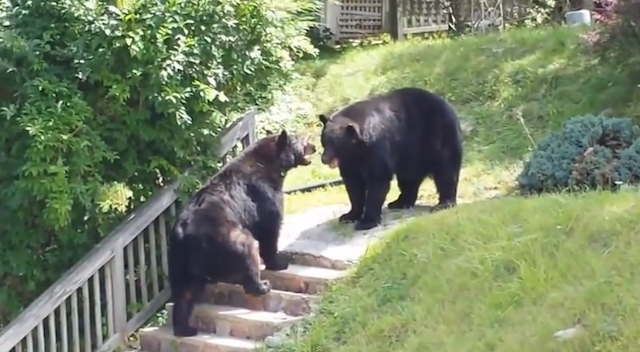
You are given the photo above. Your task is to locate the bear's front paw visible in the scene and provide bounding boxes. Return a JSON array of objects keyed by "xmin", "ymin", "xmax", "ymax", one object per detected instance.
[
  {"xmin": 354, "ymin": 219, "xmax": 380, "ymax": 231},
  {"xmin": 243, "ymin": 279, "xmax": 271, "ymax": 296},
  {"xmin": 264, "ymin": 256, "xmax": 289, "ymax": 271},
  {"xmin": 258, "ymin": 280, "xmax": 272, "ymax": 294},
  {"xmin": 339, "ymin": 211, "xmax": 361, "ymax": 223},
  {"xmin": 174, "ymin": 325, "xmax": 198, "ymax": 337}
]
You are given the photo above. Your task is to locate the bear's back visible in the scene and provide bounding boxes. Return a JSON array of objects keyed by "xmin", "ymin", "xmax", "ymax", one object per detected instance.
[
  {"xmin": 171, "ymin": 150, "xmax": 284, "ymax": 245},
  {"xmin": 332, "ymin": 87, "xmax": 461, "ymax": 147}
]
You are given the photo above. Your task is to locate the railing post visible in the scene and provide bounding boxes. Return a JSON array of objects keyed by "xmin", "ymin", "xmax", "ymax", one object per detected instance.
[
  {"xmin": 241, "ymin": 108, "xmax": 257, "ymax": 148},
  {"xmin": 111, "ymin": 246, "xmax": 127, "ymax": 345}
]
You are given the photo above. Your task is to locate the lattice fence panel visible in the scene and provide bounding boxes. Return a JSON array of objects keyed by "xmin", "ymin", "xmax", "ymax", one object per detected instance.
[
  {"xmin": 336, "ymin": 0, "xmax": 385, "ymax": 40},
  {"xmin": 402, "ymin": 0, "xmax": 449, "ymax": 33}
]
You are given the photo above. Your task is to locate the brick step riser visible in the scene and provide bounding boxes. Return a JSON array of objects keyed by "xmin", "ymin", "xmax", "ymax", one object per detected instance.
[
  {"xmin": 166, "ymin": 305, "xmax": 301, "ymax": 341},
  {"xmin": 138, "ymin": 329, "xmax": 260, "ymax": 352},
  {"xmin": 259, "ymin": 271, "xmax": 329, "ymax": 295},
  {"xmin": 200, "ymin": 284, "xmax": 319, "ymax": 316}
]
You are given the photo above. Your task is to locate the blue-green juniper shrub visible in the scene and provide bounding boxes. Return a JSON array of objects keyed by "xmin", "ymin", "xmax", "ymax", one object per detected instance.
[{"xmin": 518, "ymin": 114, "xmax": 640, "ymax": 194}]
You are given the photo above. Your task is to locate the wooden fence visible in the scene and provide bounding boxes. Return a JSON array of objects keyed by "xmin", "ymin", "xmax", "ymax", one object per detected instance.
[
  {"xmin": 0, "ymin": 109, "xmax": 257, "ymax": 352},
  {"xmin": 323, "ymin": 0, "xmax": 449, "ymax": 41},
  {"xmin": 322, "ymin": 0, "xmax": 536, "ymax": 41}
]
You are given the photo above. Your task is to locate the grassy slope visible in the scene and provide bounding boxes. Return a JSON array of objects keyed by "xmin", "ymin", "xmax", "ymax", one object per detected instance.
[
  {"xmin": 282, "ymin": 26, "xmax": 640, "ymax": 213},
  {"xmin": 280, "ymin": 191, "xmax": 640, "ymax": 351},
  {"xmin": 273, "ymin": 26, "xmax": 640, "ymax": 351}
]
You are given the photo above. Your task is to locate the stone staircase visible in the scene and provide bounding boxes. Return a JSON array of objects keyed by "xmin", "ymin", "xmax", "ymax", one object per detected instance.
[
  {"xmin": 135, "ymin": 203, "xmax": 420, "ymax": 352},
  {"xmin": 138, "ymin": 259, "xmax": 348, "ymax": 352},
  {"xmin": 137, "ymin": 204, "xmax": 385, "ymax": 352}
]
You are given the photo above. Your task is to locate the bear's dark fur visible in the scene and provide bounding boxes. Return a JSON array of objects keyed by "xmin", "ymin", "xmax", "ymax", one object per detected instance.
[
  {"xmin": 168, "ymin": 130, "xmax": 315, "ymax": 337},
  {"xmin": 319, "ymin": 87, "xmax": 463, "ymax": 231}
]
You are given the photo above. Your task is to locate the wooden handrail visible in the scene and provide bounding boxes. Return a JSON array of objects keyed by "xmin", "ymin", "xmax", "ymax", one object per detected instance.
[{"xmin": 0, "ymin": 108, "xmax": 257, "ymax": 352}]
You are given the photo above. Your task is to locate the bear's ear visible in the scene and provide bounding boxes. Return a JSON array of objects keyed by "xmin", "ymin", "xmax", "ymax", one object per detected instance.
[
  {"xmin": 319, "ymin": 114, "xmax": 328, "ymax": 125},
  {"xmin": 276, "ymin": 130, "xmax": 289, "ymax": 152},
  {"xmin": 345, "ymin": 123, "xmax": 361, "ymax": 140}
]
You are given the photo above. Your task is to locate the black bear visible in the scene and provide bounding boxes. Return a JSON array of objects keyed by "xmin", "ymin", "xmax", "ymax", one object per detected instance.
[
  {"xmin": 168, "ymin": 130, "xmax": 315, "ymax": 337},
  {"xmin": 318, "ymin": 87, "xmax": 463, "ymax": 231}
]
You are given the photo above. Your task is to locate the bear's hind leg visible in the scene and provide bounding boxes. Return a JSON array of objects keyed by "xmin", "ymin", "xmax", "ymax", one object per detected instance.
[
  {"xmin": 388, "ymin": 177, "xmax": 423, "ymax": 209},
  {"xmin": 235, "ymin": 229, "xmax": 271, "ymax": 297},
  {"xmin": 259, "ymin": 230, "xmax": 289, "ymax": 271},
  {"xmin": 171, "ymin": 281, "xmax": 205, "ymax": 337},
  {"xmin": 432, "ymin": 162, "xmax": 460, "ymax": 211}
]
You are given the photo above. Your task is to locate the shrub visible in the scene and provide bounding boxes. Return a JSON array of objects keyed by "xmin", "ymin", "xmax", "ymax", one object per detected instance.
[
  {"xmin": 517, "ymin": 115, "xmax": 640, "ymax": 194},
  {"xmin": 593, "ymin": 0, "xmax": 617, "ymax": 22},
  {"xmin": 588, "ymin": 0, "xmax": 640, "ymax": 66},
  {"xmin": 0, "ymin": 0, "xmax": 316, "ymax": 324}
]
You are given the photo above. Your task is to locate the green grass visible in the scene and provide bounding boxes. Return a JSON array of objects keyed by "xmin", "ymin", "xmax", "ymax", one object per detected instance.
[
  {"xmin": 282, "ymin": 26, "xmax": 640, "ymax": 213},
  {"xmin": 272, "ymin": 25, "xmax": 640, "ymax": 352},
  {"xmin": 278, "ymin": 190, "xmax": 640, "ymax": 351}
]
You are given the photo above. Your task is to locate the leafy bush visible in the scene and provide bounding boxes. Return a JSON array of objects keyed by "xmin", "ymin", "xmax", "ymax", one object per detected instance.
[
  {"xmin": 588, "ymin": 0, "xmax": 640, "ymax": 65},
  {"xmin": 593, "ymin": 0, "xmax": 617, "ymax": 21},
  {"xmin": 0, "ymin": 0, "xmax": 316, "ymax": 324},
  {"xmin": 307, "ymin": 26, "xmax": 334, "ymax": 50},
  {"xmin": 517, "ymin": 115, "xmax": 640, "ymax": 194}
]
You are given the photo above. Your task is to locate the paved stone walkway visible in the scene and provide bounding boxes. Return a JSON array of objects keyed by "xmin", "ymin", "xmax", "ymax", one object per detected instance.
[{"xmin": 137, "ymin": 204, "xmax": 430, "ymax": 352}]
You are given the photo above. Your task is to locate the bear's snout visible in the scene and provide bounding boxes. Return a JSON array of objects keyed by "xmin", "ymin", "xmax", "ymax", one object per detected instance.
[
  {"xmin": 300, "ymin": 143, "xmax": 315, "ymax": 166},
  {"xmin": 321, "ymin": 152, "xmax": 332, "ymax": 165},
  {"xmin": 304, "ymin": 143, "xmax": 316, "ymax": 156},
  {"xmin": 321, "ymin": 151, "xmax": 339, "ymax": 169}
]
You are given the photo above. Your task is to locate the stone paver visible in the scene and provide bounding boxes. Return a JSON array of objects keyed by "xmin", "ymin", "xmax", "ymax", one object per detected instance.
[
  {"xmin": 201, "ymin": 283, "xmax": 318, "ymax": 316},
  {"xmin": 137, "ymin": 204, "xmax": 421, "ymax": 352},
  {"xmin": 278, "ymin": 204, "xmax": 435, "ymax": 267},
  {"xmin": 165, "ymin": 303, "xmax": 303, "ymax": 340}
]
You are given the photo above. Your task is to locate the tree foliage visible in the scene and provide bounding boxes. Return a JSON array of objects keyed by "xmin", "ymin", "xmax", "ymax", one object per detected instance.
[
  {"xmin": 517, "ymin": 115, "xmax": 640, "ymax": 194},
  {"xmin": 0, "ymin": 0, "xmax": 317, "ymax": 323},
  {"xmin": 588, "ymin": 0, "xmax": 640, "ymax": 68}
]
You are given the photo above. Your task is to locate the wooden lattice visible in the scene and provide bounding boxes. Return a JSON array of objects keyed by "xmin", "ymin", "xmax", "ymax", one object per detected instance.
[
  {"xmin": 325, "ymin": 0, "xmax": 449, "ymax": 41},
  {"xmin": 401, "ymin": 0, "xmax": 449, "ymax": 34},
  {"xmin": 323, "ymin": 0, "xmax": 530, "ymax": 41},
  {"xmin": 336, "ymin": 0, "xmax": 385, "ymax": 40}
]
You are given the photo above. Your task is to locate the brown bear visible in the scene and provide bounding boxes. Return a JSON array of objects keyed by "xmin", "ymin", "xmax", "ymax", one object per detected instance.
[
  {"xmin": 319, "ymin": 87, "xmax": 463, "ymax": 231},
  {"xmin": 168, "ymin": 130, "xmax": 315, "ymax": 337}
]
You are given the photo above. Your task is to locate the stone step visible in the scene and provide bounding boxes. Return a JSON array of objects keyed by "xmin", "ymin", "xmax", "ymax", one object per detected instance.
[
  {"xmin": 281, "ymin": 251, "xmax": 353, "ymax": 270},
  {"xmin": 201, "ymin": 282, "xmax": 319, "ymax": 316},
  {"xmin": 260, "ymin": 264, "xmax": 348, "ymax": 294},
  {"xmin": 167, "ymin": 303, "xmax": 303, "ymax": 340},
  {"xmin": 138, "ymin": 326, "xmax": 259, "ymax": 352}
]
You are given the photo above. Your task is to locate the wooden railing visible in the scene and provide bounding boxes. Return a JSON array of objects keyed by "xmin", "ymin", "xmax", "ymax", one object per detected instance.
[{"xmin": 0, "ymin": 109, "xmax": 257, "ymax": 352}]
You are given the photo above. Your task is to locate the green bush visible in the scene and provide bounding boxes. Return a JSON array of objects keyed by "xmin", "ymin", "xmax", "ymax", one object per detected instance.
[
  {"xmin": 0, "ymin": 0, "xmax": 316, "ymax": 324},
  {"xmin": 517, "ymin": 115, "xmax": 640, "ymax": 194}
]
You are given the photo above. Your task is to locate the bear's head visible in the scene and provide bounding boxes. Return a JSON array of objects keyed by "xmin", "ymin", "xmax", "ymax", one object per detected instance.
[
  {"xmin": 272, "ymin": 130, "xmax": 316, "ymax": 170},
  {"xmin": 318, "ymin": 114, "xmax": 365, "ymax": 169}
]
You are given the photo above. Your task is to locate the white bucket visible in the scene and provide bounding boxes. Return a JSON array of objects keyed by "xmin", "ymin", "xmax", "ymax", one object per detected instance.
[{"xmin": 565, "ymin": 9, "xmax": 592, "ymax": 26}]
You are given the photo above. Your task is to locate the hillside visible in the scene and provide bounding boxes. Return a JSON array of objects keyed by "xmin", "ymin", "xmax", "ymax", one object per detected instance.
[
  {"xmin": 281, "ymin": 26, "xmax": 640, "ymax": 213},
  {"xmin": 271, "ymin": 26, "xmax": 640, "ymax": 351},
  {"xmin": 276, "ymin": 190, "xmax": 640, "ymax": 351}
]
